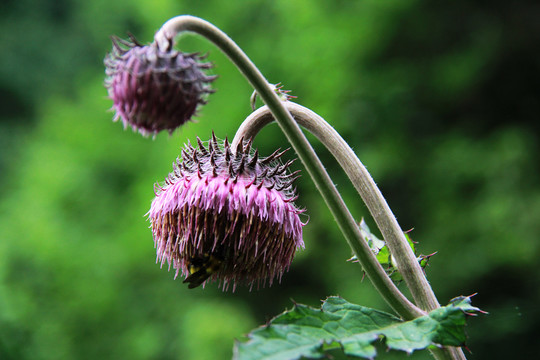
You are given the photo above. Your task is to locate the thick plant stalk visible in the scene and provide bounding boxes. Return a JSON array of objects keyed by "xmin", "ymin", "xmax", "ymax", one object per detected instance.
[
  {"xmin": 231, "ymin": 102, "xmax": 467, "ymax": 360},
  {"xmin": 231, "ymin": 102, "xmax": 438, "ymax": 309},
  {"xmin": 155, "ymin": 15, "xmax": 422, "ymax": 319},
  {"xmin": 155, "ymin": 15, "xmax": 465, "ymax": 360}
]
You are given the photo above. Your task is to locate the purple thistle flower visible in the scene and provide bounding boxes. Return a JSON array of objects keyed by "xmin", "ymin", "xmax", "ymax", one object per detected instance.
[
  {"xmin": 147, "ymin": 134, "xmax": 306, "ymax": 291},
  {"xmin": 104, "ymin": 35, "xmax": 216, "ymax": 136}
]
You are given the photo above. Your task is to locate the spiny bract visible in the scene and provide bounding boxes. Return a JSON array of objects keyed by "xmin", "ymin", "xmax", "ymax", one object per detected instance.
[
  {"xmin": 148, "ymin": 134, "xmax": 306, "ymax": 291},
  {"xmin": 104, "ymin": 35, "xmax": 216, "ymax": 136}
]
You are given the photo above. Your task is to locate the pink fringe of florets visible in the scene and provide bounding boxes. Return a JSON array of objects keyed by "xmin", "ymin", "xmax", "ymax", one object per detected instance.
[{"xmin": 148, "ymin": 135, "xmax": 306, "ymax": 290}]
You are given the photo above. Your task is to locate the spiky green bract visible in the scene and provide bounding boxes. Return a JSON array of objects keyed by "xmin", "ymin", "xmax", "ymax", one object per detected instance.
[
  {"xmin": 104, "ymin": 35, "xmax": 215, "ymax": 136},
  {"xmin": 148, "ymin": 135, "xmax": 305, "ymax": 291},
  {"xmin": 234, "ymin": 296, "xmax": 482, "ymax": 360},
  {"xmin": 349, "ymin": 219, "xmax": 435, "ymax": 283}
]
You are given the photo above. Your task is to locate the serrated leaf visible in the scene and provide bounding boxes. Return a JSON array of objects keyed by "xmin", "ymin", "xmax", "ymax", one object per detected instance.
[
  {"xmin": 351, "ymin": 220, "xmax": 434, "ymax": 283},
  {"xmin": 234, "ymin": 296, "xmax": 481, "ymax": 360}
]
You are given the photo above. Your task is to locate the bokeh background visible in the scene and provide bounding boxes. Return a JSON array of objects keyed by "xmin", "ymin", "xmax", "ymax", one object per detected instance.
[{"xmin": 1, "ymin": 0, "xmax": 538, "ymax": 359}]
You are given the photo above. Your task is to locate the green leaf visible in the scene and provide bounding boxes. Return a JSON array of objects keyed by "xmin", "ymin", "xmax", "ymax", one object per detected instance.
[
  {"xmin": 234, "ymin": 296, "xmax": 481, "ymax": 360},
  {"xmin": 359, "ymin": 219, "xmax": 387, "ymax": 256},
  {"xmin": 351, "ymin": 220, "xmax": 435, "ymax": 283}
]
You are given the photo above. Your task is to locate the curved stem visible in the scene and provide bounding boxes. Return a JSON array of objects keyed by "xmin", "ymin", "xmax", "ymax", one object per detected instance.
[
  {"xmin": 232, "ymin": 102, "xmax": 440, "ymax": 311},
  {"xmin": 155, "ymin": 15, "xmax": 422, "ymax": 319},
  {"xmin": 232, "ymin": 102, "xmax": 467, "ymax": 360}
]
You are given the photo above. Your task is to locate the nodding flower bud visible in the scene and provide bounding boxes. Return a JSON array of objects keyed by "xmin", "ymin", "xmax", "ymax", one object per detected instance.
[
  {"xmin": 104, "ymin": 35, "xmax": 216, "ymax": 136},
  {"xmin": 147, "ymin": 134, "xmax": 306, "ymax": 291}
]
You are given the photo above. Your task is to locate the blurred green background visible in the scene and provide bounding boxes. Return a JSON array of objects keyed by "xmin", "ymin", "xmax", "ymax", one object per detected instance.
[{"xmin": 1, "ymin": 0, "xmax": 538, "ymax": 359}]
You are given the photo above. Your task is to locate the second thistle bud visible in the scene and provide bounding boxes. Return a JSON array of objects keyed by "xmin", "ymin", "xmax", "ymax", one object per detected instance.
[
  {"xmin": 148, "ymin": 135, "xmax": 306, "ymax": 291},
  {"xmin": 104, "ymin": 35, "xmax": 216, "ymax": 136}
]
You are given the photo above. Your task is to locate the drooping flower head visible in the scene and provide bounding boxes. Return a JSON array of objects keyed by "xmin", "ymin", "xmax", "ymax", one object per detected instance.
[
  {"xmin": 104, "ymin": 35, "xmax": 216, "ymax": 136},
  {"xmin": 148, "ymin": 134, "xmax": 306, "ymax": 290}
]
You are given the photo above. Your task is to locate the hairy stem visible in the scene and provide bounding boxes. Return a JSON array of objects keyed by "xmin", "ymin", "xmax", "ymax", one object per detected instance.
[
  {"xmin": 231, "ymin": 102, "xmax": 466, "ymax": 360},
  {"xmin": 155, "ymin": 15, "xmax": 466, "ymax": 360},
  {"xmin": 232, "ymin": 102, "xmax": 439, "ymax": 310},
  {"xmin": 155, "ymin": 15, "xmax": 422, "ymax": 319}
]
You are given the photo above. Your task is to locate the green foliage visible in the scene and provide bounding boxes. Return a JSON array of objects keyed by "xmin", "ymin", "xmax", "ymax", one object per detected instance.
[
  {"xmin": 350, "ymin": 219, "xmax": 433, "ymax": 283},
  {"xmin": 1, "ymin": 0, "xmax": 539, "ymax": 359},
  {"xmin": 235, "ymin": 296, "xmax": 481, "ymax": 360}
]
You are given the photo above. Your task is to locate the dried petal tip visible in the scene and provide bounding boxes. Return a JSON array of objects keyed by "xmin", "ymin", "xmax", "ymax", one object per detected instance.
[
  {"xmin": 148, "ymin": 136, "xmax": 306, "ymax": 291},
  {"xmin": 104, "ymin": 35, "xmax": 216, "ymax": 136}
]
